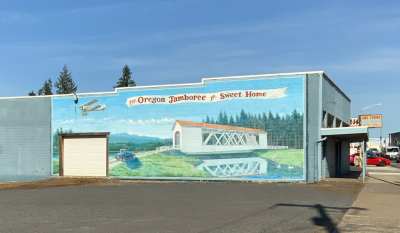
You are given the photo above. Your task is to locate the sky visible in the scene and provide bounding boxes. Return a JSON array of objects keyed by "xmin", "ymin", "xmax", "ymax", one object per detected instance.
[
  {"xmin": 1, "ymin": 0, "xmax": 399, "ymax": 137},
  {"xmin": 52, "ymin": 76, "xmax": 304, "ymax": 138}
]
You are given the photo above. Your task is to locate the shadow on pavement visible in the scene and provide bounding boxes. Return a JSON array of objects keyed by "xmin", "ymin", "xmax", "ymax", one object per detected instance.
[
  {"xmin": 269, "ymin": 203, "xmax": 368, "ymax": 233},
  {"xmin": 367, "ymin": 175, "xmax": 400, "ymax": 187},
  {"xmin": 336, "ymin": 170, "xmax": 362, "ymax": 179}
]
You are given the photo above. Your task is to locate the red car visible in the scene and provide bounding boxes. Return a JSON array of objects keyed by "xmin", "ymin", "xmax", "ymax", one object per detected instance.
[{"xmin": 350, "ymin": 153, "xmax": 390, "ymax": 167}]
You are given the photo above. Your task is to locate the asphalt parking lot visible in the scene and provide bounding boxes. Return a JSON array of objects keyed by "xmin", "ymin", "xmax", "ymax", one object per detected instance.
[{"xmin": 0, "ymin": 179, "xmax": 365, "ymax": 233}]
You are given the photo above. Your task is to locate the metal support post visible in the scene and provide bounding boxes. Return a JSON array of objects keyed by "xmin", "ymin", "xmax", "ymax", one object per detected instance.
[{"xmin": 362, "ymin": 136, "xmax": 366, "ymax": 182}]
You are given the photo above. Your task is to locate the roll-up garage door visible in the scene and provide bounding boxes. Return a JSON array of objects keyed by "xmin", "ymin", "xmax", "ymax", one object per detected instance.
[{"xmin": 63, "ymin": 137, "xmax": 107, "ymax": 176}]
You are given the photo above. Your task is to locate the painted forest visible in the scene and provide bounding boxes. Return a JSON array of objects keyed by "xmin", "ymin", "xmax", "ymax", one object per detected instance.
[{"xmin": 203, "ymin": 109, "xmax": 304, "ymax": 149}]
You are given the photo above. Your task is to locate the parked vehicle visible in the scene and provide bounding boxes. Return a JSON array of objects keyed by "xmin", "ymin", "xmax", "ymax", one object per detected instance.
[
  {"xmin": 380, "ymin": 146, "xmax": 399, "ymax": 160},
  {"xmin": 397, "ymin": 151, "xmax": 400, "ymax": 163},
  {"xmin": 350, "ymin": 153, "xmax": 357, "ymax": 166},
  {"xmin": 367, "ymin": 148, "xmax": 379, "ymax": 156},
  {"xmin": 115, "ymin": 149, "xmax": 135, "ymax": 162},
  {"xmin": 350, "ymin": 153, "xmax": 390, "ymax": 166}
]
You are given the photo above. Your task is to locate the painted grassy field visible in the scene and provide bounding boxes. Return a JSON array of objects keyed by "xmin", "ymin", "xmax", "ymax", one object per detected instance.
[
  {"xmin": 53, "ymin": 159, "xmax": 59, "ymax": 174},
  {"xmin": 257, "ymin": 149, "xmax": 304, "ymax": 167},
  {"xmin": 109, "ymin": 153, "xmax": 212, "ymax": 178}
]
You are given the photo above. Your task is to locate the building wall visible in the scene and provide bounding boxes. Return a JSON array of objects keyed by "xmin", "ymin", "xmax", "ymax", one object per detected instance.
[
  {"xmin": 322, "ymin": 74, "xmax": 351, "ymax": 127},
  {"xmin": 323, "ymin": 138, "xmax": 350, "ymax": 178},
  {"xmin": 389, "ymin": 132, "xmax": 400, "ymax": 146},
  {"xmin": 324, "ymin": 137, "xmax": 336, "ymax": 178},
  {"xmin": 306, "ymin": 73, "xmax": 322, "ymax": 183},
  {"xmin": 51, "ymin": 74, "xmax": 306, "ymax": 181},
  {"xmin": 0, "ymin": 97, "xmax": 51, "ymax": 182},
  {"xmin": 340, "ymin": 141, "xmax": 350, "ymax": 175}
]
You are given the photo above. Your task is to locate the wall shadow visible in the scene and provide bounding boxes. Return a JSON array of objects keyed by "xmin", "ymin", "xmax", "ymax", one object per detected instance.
[{"xmin": 269, "ymin": 203, "xmax": 368, "ymax": 233}]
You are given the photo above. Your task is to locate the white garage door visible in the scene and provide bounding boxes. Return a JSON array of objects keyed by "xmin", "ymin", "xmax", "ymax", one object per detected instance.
[{"xmin": 63, "ymin": 137, "xmax": 107, "ymax": 176}]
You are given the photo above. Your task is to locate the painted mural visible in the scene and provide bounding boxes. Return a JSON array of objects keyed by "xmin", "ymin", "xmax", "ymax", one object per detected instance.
[{"xmin": 52, "ymin": 75, "xmax": 305, "ymax": 180}]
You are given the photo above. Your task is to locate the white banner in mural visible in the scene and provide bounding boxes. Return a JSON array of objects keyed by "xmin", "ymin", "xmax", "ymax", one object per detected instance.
[{"xmin": 126, "ymin": 87, "xmax": 287, "ymax": 107}]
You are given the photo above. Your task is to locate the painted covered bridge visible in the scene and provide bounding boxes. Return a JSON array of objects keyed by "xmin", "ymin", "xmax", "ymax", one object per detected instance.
[{"xmin": 171, "ymin": 120, "xmax": 270, "ymax": 154}]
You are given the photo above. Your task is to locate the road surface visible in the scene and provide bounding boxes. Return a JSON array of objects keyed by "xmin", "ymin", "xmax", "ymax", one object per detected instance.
[{"xmin": 0, "ymin": 180, "xmax": 364, "ymax": 233}]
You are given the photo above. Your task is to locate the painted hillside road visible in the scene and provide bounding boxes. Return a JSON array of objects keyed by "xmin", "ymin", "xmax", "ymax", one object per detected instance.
[
  {"xmin": 109, "ymin": 150, "xmax": 157, "ymax": 169},
  {"xmin": 52, "ymin": 75, "xmax": 305, "ymax": 181}
]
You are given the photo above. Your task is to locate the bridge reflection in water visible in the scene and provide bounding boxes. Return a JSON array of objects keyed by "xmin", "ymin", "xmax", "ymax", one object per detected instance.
[{"xmin": 196, "ymin": 157, "xmax": 268, "ymax": 178}]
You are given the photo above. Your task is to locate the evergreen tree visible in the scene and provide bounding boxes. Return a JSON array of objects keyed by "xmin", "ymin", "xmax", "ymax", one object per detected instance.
[
  {"xmin": 55, "ymin": 65, "xmax": 77, "ymax": 94},
  {"xmin": 205, "ymin": 116, "xmax": 210, "ymax": 123},
  {"xmin": 235, "ymin": 114, "xmax": 240, "ymax": 126},
  {"xmin": 217, "ymin": 111, "xmax": 224, "ymax": 125},
  {"xmin": 114, "ymin": 65, "xmax": 136, "ymax": 88},
  {"xmin": 228, "ymin": 116, "xmax": 235, "ymax": 125},
  {"xmin": 210, "ymin": 117, "xmax": 215, "ymax": 124},
  {"xmin": 38, "ymin": 78, "xmax": 53, "ymax": 95},
  {"xmin": 239, "ymin": 109, "xmax": 247, "ymax": 126},
  {"xmin": 28, "ymin": 90, "xmax": 36, "ymax": 96},
  {"xmin": 223, "ymin": 111, "xmax": 228, "ymax": 125}
]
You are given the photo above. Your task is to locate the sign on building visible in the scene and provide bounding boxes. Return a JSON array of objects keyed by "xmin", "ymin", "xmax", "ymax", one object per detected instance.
[
  {"xmin": 359, "ymin": 114, "xmax": 383, "ymax": 128},
  {"xmin": 350, "ymin": 117, "xmax": 360, "ymax": 127}
]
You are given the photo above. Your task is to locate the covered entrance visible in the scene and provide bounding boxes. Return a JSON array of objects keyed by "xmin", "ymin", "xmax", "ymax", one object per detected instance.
[
  {"xmin": 321, "ymin": 126, "xmax": 369, "ymax": 180},
  {"xmin": 58, "ymin": 133, "xmax": 110, "ymax": 177}
]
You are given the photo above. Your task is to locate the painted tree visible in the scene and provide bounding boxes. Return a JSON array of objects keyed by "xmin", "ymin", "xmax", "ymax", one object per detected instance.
[
  {"xmin": 55, "ymin": 65, "xmax": 77, "ymax": 94},
  {"xmin": 205, "ymin": 116, "xmax": 210, "ymax": 123},
  {"xmin": 114, "ymin": 65, "xmax": 136, "ymax": 88},
  {"xmin": 38, "ymin": 78, "xmax": 53, "ymax": 95},
  {"xmin": 223, "ymin": 111, "xmax": 228, "ymax": 125},
  {"xmin": 228, "ymin": 116, "xmax": 235, "ymax": 125},
  {"xmin": 202, "ymin": 109, "xmax": 304, "ymax": 149},
  {"xmin": 210, "ymin": 117, "xmax": 215, "ymax": 124}
]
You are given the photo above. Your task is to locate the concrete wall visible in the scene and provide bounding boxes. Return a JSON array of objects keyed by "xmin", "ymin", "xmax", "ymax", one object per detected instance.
[
  {"xmin": 0, "ymin": 97, "xmax": 51, "ymax": 182},
  {"xmin": 340, "ymin": 141, "xmax": 350, "ymax": 175},
  {"xmin": 322, "ymin": 74, "xmax": 351, "ymax": 126},
  {"xmin": 323, "ymin": 138, "xmax": 350, "ymax": 178},
  {"xmin": 324, "ymin": 137, "xmax": 336, "ymax": 178},
  {"xmin": 306, "ymin": 73, "xmax": 321, "ymax": 183}
]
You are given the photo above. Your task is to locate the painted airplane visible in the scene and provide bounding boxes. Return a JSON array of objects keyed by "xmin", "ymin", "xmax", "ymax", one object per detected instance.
[{"xmin": 78, "ymin": 99, "xmax": 106, "ymax": 116}]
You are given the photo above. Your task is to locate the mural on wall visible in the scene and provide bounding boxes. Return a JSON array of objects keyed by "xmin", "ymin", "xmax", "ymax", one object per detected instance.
[{"xmin": 52, "ymin": 76, "xmax": 305, "ymax": 180}]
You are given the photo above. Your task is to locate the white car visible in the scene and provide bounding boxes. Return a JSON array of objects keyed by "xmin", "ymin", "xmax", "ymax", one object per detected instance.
[{"xmin": 381, "ymin": 146, "xmax": 399, "ymax": 160}]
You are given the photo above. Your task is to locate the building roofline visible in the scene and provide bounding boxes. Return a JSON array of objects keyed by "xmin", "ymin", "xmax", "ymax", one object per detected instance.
[
  {"xmin": 0, "ymin": 71, "xmax": 324, "ymax": 100},
  {"xmin": 321, "ymin": 73, "xmax": 351, "ymax": 102},
  {"xmin": 174, "ymin": 120, "xmax": 266, "ymax": 134}
]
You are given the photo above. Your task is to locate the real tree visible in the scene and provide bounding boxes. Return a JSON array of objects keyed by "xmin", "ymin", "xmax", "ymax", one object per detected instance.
[
  {"xmin": 38, "ymin": 78, "xmax": 53, "ymax": 95},
  {"xmin": 28, "ymin": 90, "xmax": 36, "ymax": 96},
  {"xmin": 114, "ymin": 65, "xmax": 136, "ymax": 88},
  {"xmin": 55, "ymin": 65, "xmax": 77, "ymax": 94}
]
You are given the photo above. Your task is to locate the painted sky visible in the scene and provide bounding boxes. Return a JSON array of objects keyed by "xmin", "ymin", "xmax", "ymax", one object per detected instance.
[
  {"xmin": 53, "ymin": 76, "xmax": 304, "ymax": 138},
  {"xmin": 1, "ymin": 0, "xmax": 398, "ymax": 137}
]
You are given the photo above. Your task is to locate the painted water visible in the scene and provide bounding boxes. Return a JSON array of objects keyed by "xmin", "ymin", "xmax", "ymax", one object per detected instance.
[{"xmin": 53, "ymin": 152, "xmax": 303, "ymax": 180}]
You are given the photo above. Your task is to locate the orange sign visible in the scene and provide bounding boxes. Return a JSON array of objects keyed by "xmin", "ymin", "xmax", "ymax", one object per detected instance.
[{"xmin": 359, "ymin": 114, "xmax": 383, "ymax": 128}]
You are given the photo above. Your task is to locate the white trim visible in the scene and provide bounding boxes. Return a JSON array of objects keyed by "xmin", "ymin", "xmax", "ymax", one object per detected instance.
[{"xmin": 0, "ymin": 71, "xmax": 324, "ymax": 100}]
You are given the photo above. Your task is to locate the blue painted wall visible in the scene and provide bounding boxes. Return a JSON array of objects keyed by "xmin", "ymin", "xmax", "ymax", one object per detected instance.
[
  {"xmin": 52, "ymin": 75, "xmax": 306, "ymax": 181},
  {"xmin": 0, "ymin": 97, "xmax": 52, "ymax": 182}
]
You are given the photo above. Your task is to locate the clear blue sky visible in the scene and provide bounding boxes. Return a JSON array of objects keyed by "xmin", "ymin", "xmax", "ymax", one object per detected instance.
[
  {"xmin": 53, "ymin": 77, "xmax": 303, "ymax": 138},
  {"xmin": 1, "ymin": 0, "xmax": 398, "ymax": 137}
]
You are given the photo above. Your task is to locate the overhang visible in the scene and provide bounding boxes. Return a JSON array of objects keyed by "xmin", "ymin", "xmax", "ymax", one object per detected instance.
[{"xmin": 321, "ymin": 127, "xmax": 369, "ymax": 143}]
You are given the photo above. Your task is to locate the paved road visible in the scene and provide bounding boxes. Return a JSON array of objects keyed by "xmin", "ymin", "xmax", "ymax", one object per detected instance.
[
  {"xmin": 366, "ymin": 158, "xmax": 400, "ymax": 175},
  {"xmin": 0, "ymin": 181, "xmax": 361, "ymax": 233}
]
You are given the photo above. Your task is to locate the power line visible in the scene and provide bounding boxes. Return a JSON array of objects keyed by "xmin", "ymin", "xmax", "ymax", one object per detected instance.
[{"xmin": 338, "ymin": 80, "xmax": 400, "ymax": 85}]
